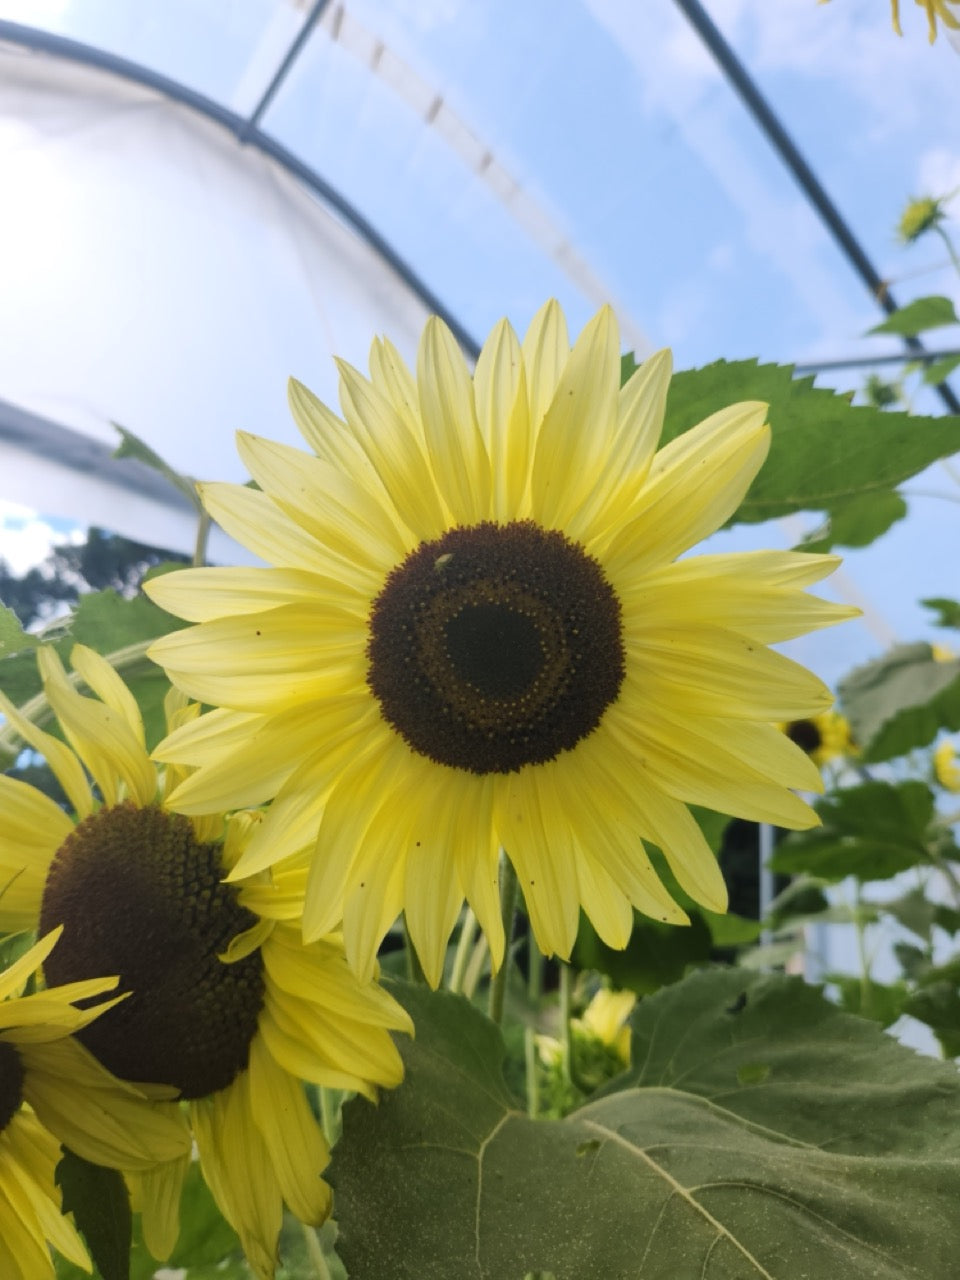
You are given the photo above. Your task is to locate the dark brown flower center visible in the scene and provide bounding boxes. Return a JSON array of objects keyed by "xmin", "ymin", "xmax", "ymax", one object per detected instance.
[
  {"xmin": 786, "ymin": 719, "xmax": 822, "ymax": 754},
  {"xmin": 367, "ymin": 521, "xmax": 625, "ymax": 774},
  {"xmin": 39, "ymin": 802, "xmax": 264, "ymax": 1100},
  {"xmin": 0, "ymin": 1041, "xmax": 24, "ymax": 1134}
]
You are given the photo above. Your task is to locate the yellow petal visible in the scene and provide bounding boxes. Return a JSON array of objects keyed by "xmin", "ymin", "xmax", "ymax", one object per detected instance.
[
  {"xmin": 530, "ymin": 304, "xmax": 620, "ymax": 530},
  {"xmin": 247, "ymin": 1035, "xmax": 331, "ymax": 1225},
  {"xmin": 521, "ymin": 298, "xmax": 570, "ymax": 429},
  {"xmin": 417, "ymin": 315, "xmax": 491, "ymax": 524}
]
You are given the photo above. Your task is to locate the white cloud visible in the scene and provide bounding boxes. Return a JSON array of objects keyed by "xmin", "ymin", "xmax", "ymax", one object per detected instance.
[{"xmin": 0, "ymin": 500, "xmax": 82, "ymax": 575}]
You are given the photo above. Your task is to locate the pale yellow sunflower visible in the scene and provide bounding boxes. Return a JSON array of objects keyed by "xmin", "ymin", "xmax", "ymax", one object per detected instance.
[
  {"xmin": 0, "ymin": 928, "xmax": 190, "ymax": 1278},
  {"xmin": 0, "ymin": 645, "xmax": 412, "ymax": 1279},
  {"xmin": 934, "ymin": 739, "xmax": 960, "ymax": 792},
  {"xmin": 146, "ymin": 302, "xmax": 856, "ymax": 987},
  {"xmin": 892, "ymin": 0, "xmax": 959, "ymax": 40},
  {"xmin": 781, "ymin": 709, "xmax": 857, "ymax": 768},
  {"xmin": 821, "ymin": 0, "xmax": 960, "ymax": 40}
]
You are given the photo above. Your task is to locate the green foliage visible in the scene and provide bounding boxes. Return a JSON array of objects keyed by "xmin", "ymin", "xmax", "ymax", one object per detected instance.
[
  {"xmin": 331, "ymin": 973, "xmax": 960, "ymax": 1280},
  {"xmin": 113, "ymin": 425, "xmax": 203, "ymax": 512},
  {"xmin": 799, "ymin": 489, "xmax": 907, "ymax": 552},
  {"xmin": 922, "ymin": 353, "xmax": 960, "ymax": 385},
  {"xmin": 659, "ymin": 358, "xmax": 960, "ymax": 551},
  {"xmin": 923, "ymin": 596, "xmax": 960, "ymax": 630},
  {"xmin": 55, "ymin": 1160, "xmax": 246, "ymax": 1280},
  {"xmin": 867, "ymin": 294, "xmax": 959, "ymax": 335},
  {"xmin": 770, "ymin": 780, "xmax": 946, "ymax": 881},
  {"xmin": 838, "ymin": 642, "xmax": 960, "ymax": 761},
  {"xmin": 829, "ymin": 975, "xmax": 910, "ymax": 1027},
  {"xmin": 56, "ymin": 1151, "xmax": 131, "ymax": 1280},
  {"xmin": 0, "ymin": 586, "xmax": 187, "ymax": 753},
  {"xmin": 0, "ymin": 603, "xmax": 38, "ymax": 659}
]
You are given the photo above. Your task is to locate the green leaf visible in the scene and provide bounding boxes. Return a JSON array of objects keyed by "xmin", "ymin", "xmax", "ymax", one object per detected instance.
[
  {"xmin": 770, "ymin": 780, "xmax": 938, "ymax": 881},
  {"xmin": 660, "ymin": 359, "xmax": 960, "ymax": 548},
  {"xmin": 112, "ymin": 424, "xmax": 202, "ymax": 511},
  {"xmin": 902, "ymin": 982, "xmax": 960, "ymax": 1058},
  {"xmin": 56, "ymin": 1151, "xmax": 131, "ymax": 1280},
  {"xmin": 0, "ymin": 603, "xmax": 39, "ymax": 660},
  {"xmin": 799, "ymin": 489, "xmax": 907, "ymax": 553},
  {"xmin": 829, "ymin": 975, "xmax": 910, "ymax": 1028},
  {"xmin": 839, "ymin": 642, "xmax": 960, "ymax": 761},
  {"xmin": 573, "ymin": 910, "xmax": 713, "ymax": 996},
  {"xmin": 332, "ymin": 974, "xmax": 960, "ymax": 1279},
  {"xmin": 922, "ymin": 596, "xmax": 960, "ymax": 630},
  {"xmin": 922, "ymin": 353, "xmax": 960, "ymax": 385},
  {"xmin": 867, "ymin": 295, "xmax": 959, "ymax": 336}
]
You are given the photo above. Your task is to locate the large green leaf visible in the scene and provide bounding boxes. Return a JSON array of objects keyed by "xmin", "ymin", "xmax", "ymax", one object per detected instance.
[
  {"xmin": 332, "ymin": 974, "xmax": 960, "ymax": 1279},
  {"xmin": 867, "ymin": 295, "xmax": 959, "ymax": 336},
  {"xmin": 658, "ymin": 359, "xmax": 960, "ymax": 548},
  {"xmin": 769, "ymin": 780, "xmax": 941, "ymax": 882},
  {"xmin": 839, "ymin": 642, "xmax": 960, "ymax": 761}
]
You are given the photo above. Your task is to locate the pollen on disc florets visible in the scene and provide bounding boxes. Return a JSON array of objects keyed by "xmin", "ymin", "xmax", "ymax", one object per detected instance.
[
  {"xmin": 39, "ymin": 802, "xmax": 264, "ymax": 1100},
  {"xmin": 0, "ymin": 1041, "xmax": 24, "ymax": 1134},
  {"xmin": 367, "ymin": 520, "xmax": 625, "ymax": 774}
]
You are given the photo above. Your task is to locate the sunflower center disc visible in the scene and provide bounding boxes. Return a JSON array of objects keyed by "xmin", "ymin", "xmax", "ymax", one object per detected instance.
[
  {"xmin": 0, "ymin": 1042, "xmax": 24, "ymax": 1134},
  {"xmin": 367, "ymin": 520, "xmax": 625, "ymax": 774},
  {"xmin": 39, "ymin": 802, "xmax": 265, "ymax": 1099},
  {"xmin": 786, "ymin": 719, "xmax": 822, "ymax": 754}
]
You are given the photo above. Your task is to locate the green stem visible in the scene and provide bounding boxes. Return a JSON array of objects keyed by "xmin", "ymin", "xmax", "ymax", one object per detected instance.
[
  {"xmin": 192, "ymin": 506, "xmax": 212, "ymax": 568},
  {"xmin": 852, "ymin": 881, "xmax": 872, "ymax": 1012},
  {"xmin": 319, "ymin": 1087, "xmax": 341, "ymax": 1146},
  {"xmin": 525, "ymin": 933, "xmax": 544, "ymax": 1119},
  {"xmin": 461, "ymin": 932, "xmax": 489, "ymax": 1000},
  {"xmin": 487, "ymin": 857, "xmax": 518, "ymax": 1025},
  {"xmin": 559, "ymin": 963, "xmax": 592, "ymax": 1095},
  {"xmin": 402, "ymin": 914, "xmax": 427, "ymax": 984},
  {"xmin": 935, "ymin": 224, "xmax": 960, "ymax": 280},
  {"xmin": 448, "ymin": 907, "xmax": 477, "ymax": 994},
  {"xmin": 299, "ymin": 1219, "xmax": 333, "ymax": 1280}
]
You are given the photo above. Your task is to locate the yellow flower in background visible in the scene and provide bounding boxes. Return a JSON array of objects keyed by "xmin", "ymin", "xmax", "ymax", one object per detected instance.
[
  {"xmin": 147, "ymin": 301, "xmax": 856, "ymax": 987},
  {"xmin": 782, "ymin": 710, "xmax": 857, "ymax": 768},
  {"xmin": 935, "ymin": 739, "xmax": 960, "ymax": 792},
  {"xmin": 574, "ymin": 987, "xmax": 636, "ymax": 1066},
  {"xmin": 821, "ymin": 0, "xmax": 960, "ymax": 41},
  {"xmin": 897, "ymin": 195, "xmax": 949, "ymax": 244},
  {"xmin": 892, "ymin": 0, "xmax": 960, "ymax": 40},
  {"xmin": 0, "ymin": 646, "xmax": 412, "ymax": 1279},
  {"xmin": 0, "ymin": 929, "xmax": 189, "ymax": 1279},
  {"xmin": 932, "ymin": 642, "xmax": 956, "ymax": 663}
]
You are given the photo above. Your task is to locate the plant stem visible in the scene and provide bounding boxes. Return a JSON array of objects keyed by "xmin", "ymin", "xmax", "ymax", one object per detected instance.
[
  {"xmin": 525, "ymin": 933, "xmax": 544, "ymax": 1119},
  {"xmin": 487, "ymin": 856, "xmax": 518, "ymax": 1025},
  {"xmin": 402, "ymin": 914, "xmax": 426, "ymax": 984},
  {"xmin": 448, "ymin": 907, "xmax": 477, "ymax": 994},
  {"xmin": 319, "ymin": 1087, "xmax": 341, "ymax": 1146},
  {"xmin": 192, "ymin": 506, "xmax": 212, "ymax": 567},
  {"xmin": 462, "ymin": 932, "xmax": 489, "ymax": 1000},
  {"xmin": 300, "ymin": 1220, "xmax": 333, "ymax": 1280}
]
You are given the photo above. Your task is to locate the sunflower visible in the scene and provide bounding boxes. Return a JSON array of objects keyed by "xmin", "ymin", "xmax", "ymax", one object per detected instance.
[
  {"xmin": 892, "ymin": 0, "xmax": 960, "ymax": 40},
  {"xmin": 146, "ymin": 302, "xmax": 857, "ymax": 987},
  {"xmin": 0, "ymin": 645, "xmax": 412, "ymax": 1278},
  {"xmin": 934, "ymin": 739, "xmax": 960, "ymax": 792},
  {"xmin": 782, "ymin": 710, "xmax": 857, "ymax": 768},
  {"xmin": 0, "ymin": 928, "xmax": 191, "ymax": 1278}
]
